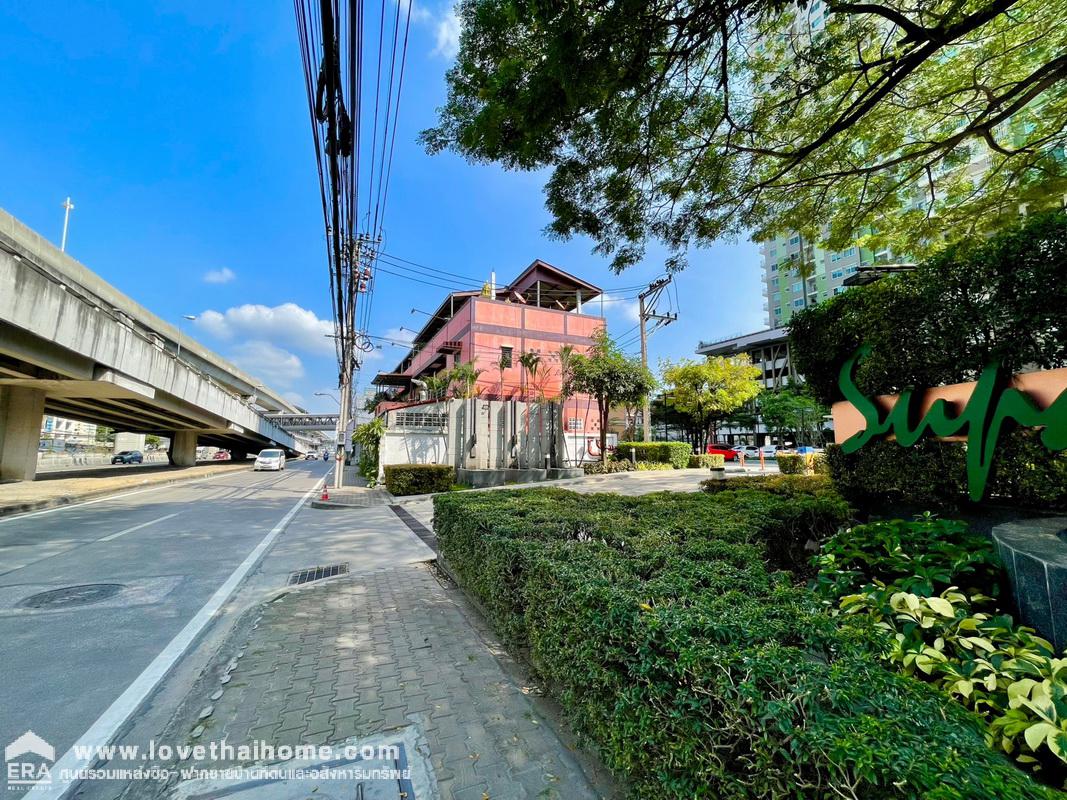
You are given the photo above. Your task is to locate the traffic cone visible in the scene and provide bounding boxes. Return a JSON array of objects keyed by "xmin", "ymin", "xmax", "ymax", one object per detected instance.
[{"xmin": 321, "ymin": 487, "xmax": 329, "ymax": 501}]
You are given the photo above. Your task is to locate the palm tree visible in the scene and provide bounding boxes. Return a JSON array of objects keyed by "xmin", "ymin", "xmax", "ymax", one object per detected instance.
[
  {"xmin": 422, "ymin": 373, "xmax": 450, "ymax": 401},
  {"xmin": 554, "ymin": 345, "xmax": 576, "ymax": 467},
  {"xmin": 517, "ymin": 351, "xmax": 543, "ymax": 468},
  {"xmin": 447, "ymin": 359, "xmax": 484, "ymax": 466}
]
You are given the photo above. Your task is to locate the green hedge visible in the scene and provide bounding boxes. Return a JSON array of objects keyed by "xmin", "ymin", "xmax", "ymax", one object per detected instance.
[
  {"xmin": 383, "ymin": 463, "xmax": 455, "ymax": 496},
  {"xmin": 776, "ymin": 453, "xmax": 808, "ymax": 474},
  {"xmin": 688, "ymin": 453, "xmax": 725, "ymax": 469},
  {"xmin": 616, "ymin": 441, "xmax": 692, "ymax": 468},
  {"xmin": 827, "ymin": 431, "xmax": 1067, "ymax": 510},
  {"xmin": 432, "ymin": 487, "xmax": 1054, "ymax": 798},
  {"xmin": 582, "ymin": 458, "xmax": 635, "ymax": 475}
]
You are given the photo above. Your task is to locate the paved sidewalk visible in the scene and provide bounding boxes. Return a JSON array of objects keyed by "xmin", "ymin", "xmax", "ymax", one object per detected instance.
[{"xmin": 121, "ymin": 498, "xmax": 611, "ymax": 800}]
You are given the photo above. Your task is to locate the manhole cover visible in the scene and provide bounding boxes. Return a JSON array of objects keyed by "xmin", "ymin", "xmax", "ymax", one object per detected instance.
[{"xmin": 18, "ymin": 584, "xmax": 125, "ymax": 610}]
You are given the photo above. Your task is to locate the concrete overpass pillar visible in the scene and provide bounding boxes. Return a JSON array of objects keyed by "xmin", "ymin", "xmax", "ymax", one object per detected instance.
[
  {"xmin": 168, "ymin": 431, "xmax": 198, "ymax": 467},
  {"xmin": 0, "ymin": 386, "xmax": 46, "ymax": 482}
]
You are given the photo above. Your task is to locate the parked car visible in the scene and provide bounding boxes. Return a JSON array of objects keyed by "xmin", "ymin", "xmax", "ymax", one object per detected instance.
[
  {"xmin": 212, "ymin": 450, "xmax": 230, "ymax": 460},
  {"xmin": 735, "ymin": 445, "xmax": 761, "ymax": 459},
  {"xmin": 111, "ymin": 450, "xmax": 143, "ymax": 465},
  {"xmin": 705, "ymin": 444, "xmax": 738, "ymax": 461},
  {"xmin": 760, "ymin": 445, "xmax": 780, "ymax": 458},
  {"xmin": 253, "ymin": 449, "xmax": 286, "ymax": 471},
  {"xmin": 304, "ymin": 453, "xmax": 318, "ymax": 460}
]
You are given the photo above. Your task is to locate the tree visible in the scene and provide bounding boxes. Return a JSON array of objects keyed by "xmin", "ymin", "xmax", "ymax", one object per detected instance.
[
  {"xmin": 145, "ymin": 434, "xmax": 162, "ymax": 449},
  {"xmin": 566, "ymin": 330, "xmax": 656, "ymax": 462},
  {"xmin": 447, "ymin": 360, "xmax": 483, "ymax": 400},
  {"xmin": 422, "ymin": 374, "xmax": 451, "ymax": 401},
  {"xmin": 661, "ymin": 357, "xmax": 762, "ymax": 452},
  {"xmin": 758, "ymin": 387, "xmax": 829, "ymax": 446},
  {"xmin": 426, "ymin": 0, "xmax": 1067, "ymax": 269}
]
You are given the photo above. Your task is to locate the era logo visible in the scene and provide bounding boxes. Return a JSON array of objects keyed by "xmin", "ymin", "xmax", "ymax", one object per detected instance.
[{"xmin": 5, "ymin": 731, "xmax": 54, "ymax": 788}]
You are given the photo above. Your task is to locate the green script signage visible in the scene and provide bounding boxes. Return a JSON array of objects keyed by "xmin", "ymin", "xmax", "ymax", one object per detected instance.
[{"xmin": 838, "ymin": 346, "xmax": 1067, "ymax": 500}]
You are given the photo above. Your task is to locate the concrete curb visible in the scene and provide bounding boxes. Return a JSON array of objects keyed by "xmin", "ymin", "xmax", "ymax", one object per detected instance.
[{"xmin": 0, "ymin": 463, "xmax": 250, "ymax": 519}]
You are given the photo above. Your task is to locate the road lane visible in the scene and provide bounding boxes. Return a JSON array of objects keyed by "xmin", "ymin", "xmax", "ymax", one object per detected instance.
[{"xmin": 0, "ymin": 462, "xmax": 331, "ymax": 779}]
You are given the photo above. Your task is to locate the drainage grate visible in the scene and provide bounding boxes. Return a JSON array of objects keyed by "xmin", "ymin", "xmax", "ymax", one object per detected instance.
[
  {"xmin": 288, "ymin": 563, "xmax": 349, "ymax": 586},
  {"xmin": 18, "ymin": 584, "xmax": 125, "ymax": 610}
]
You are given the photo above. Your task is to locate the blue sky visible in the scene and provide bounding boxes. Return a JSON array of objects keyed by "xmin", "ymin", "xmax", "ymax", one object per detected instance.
[{"xmin": 0, "ymin": 1, "xmax": 764, "ymax": 413}]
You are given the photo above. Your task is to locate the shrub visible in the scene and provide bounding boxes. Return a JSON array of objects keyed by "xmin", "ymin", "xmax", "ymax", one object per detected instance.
[
  {"xmin": 634, "ymin": 461, "xmax": 674, "ymax": 471},
  {"xmin": 616, "ymin": 441, "xmax": 692, "ymax": 468},
  {"xmin": 812, "ymin": 451, "xmax": 830, "ymax": 475},
  {"xmin": 688, "ymin": 453, "xmax": 725, "ymax": 469},
  {"xmin": 701, "ymin": 473, "xmax": 839, "ymax": 498},
  {"xmin": 777, "ymin": 453, "xmax": 809, "ymax": 474},
  {"xmin": 827, "ymin": 434, "xmax": 1067, "ymax": 511},
  {"xmin": 582, "ymin": 458, "xmax": 634, "ymax": 475},
  {"xmin": 434, "ymin": 489, "xmax": 1052, "ymax": 799},
  {"xmin": 817, "ymin": 517, "xmax": 1067, "ymax": 782},
  {"xmin": 382, "ymin": 463, "xmax": 455, "ymax": 496}
]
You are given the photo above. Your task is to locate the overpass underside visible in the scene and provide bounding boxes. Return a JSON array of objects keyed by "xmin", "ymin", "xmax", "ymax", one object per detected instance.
[{"xmin": 0, "ymin": 325, "xmax": 289, "ymax": 481}]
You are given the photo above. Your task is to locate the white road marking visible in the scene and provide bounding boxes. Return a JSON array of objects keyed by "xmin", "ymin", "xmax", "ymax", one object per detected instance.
[
  {"xmin": 25, "ymin": 471, "xmax": 328, "ymax": 800},
  {"xmin": 97, "ymin": 513, "xmax": 180, "ymax": 542},
  {"xmin": 0, "ymin": 464, "xmax": 328, "ymax": 525}
]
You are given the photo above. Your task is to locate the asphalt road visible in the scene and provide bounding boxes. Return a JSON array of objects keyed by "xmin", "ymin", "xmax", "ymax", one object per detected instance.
[{"xmin": 0, "ymin": 462, "xmax": 331, "ymax": 785}]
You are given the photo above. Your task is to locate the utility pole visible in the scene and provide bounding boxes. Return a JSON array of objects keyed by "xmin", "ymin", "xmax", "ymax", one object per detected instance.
[
  {"xmin": 637, "ymin": 276, "xmax": 677, "ymax": 442},
  {"xmin": 60, "ymin": 197, "xmax": 74, "ymax": 252}
]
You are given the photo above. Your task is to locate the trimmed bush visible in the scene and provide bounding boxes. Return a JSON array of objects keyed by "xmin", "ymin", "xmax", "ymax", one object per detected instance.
[
  {"xmin": 688, "ymin": 453, "xmax": 725, "ymax": 469},
  {"xmin": 776, "ymin": 453, "xmax": 808, "ymax": 474},
  {"xmin": 383, "ymin": 463, "xmax": 454, "ymax": 496},
  {"xmin": 582, "ymin": 458, "xmax": 635, "ymax": 475},
  {"xmin": 616, "ymin": 441, "xmax": 692, "ymax": 469},
  {"xmin": 812, "ymin": 451, "xmax": 830, "ymax": 475},
  {"xmin": 634, "ymin": 461, "xmax": 674, "ymax": 471},
  {"xmin": 433, "ymin": 488, "xmax": 1054, "ymax": 798}
]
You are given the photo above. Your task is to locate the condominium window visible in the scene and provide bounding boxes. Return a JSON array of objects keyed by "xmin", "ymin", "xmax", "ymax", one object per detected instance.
[
  {"xmin": 500, "ymin": 345, "xmax": 513, "ymax": 368},
  {"xmin": 773, "ymin": 291, "xmax": 781, "ymax": 301},
  {"xmin": 789, "ymin": 235, "xmax": 800, "ymax": 245},
  {"xmin": 791, "ymin": 282, "xmax": 801, "ymax": 292},
  {"xmin": 831, "ymin": 269, "xmax": 843, "ymax": 279},
  {"xmin": 771, "ymin": 277, "xmax": 779, "ymax": 287},
  {"xmin": 846, "ymin": 265, "xmax": 858, "ymax": 274},
  {"xmin": 834, "ymin": 286, "xmax": 846, "ymax": 295},
  {"xmin": 793, "ymin": 298, "xmax": 805, "ymax": 308},
  {"xmin": 770, "ymin": 264, "xmax": 778, "ymax": 272},
  {"xmin": 774, "ymin": 307, "xmax": 782, "ymax": 316}
]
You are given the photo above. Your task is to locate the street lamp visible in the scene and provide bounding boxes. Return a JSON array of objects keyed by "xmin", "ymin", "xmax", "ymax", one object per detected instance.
[{"xmin": 176, "ymin": 314, "xmax": 197, "ymax": 360}]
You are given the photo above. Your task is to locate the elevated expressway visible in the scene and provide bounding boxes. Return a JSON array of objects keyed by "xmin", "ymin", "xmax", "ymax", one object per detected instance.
[{"xmin": 0, "ymin": 208, "xmax": 306, "ymax": 480}]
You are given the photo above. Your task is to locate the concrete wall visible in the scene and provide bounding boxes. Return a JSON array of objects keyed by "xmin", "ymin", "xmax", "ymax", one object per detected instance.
[{"xmin": 381, "ymin": 398, "xmax": 608, "ymax": 473}]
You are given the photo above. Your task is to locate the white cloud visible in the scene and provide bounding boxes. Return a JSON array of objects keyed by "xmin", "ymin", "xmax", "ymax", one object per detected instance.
[
  {"xmin": 600, "ymin": 294, "xmax": 641, "ymax": 324},
  {"xmin": 203, "ymin": 267, "xmax": 236, "ymax": 284},
  {"xmin": 194, "ymin": 303, "xmax": 335, "ymax": 355},
  {"xmin": 383, "ymin": 326, "xmax": 416, "ymax": 345},
  {"xmin": 431, "ymin": 6, "xmax": 461, "ymax": 58},
  {"xmin": 228, "ymin": 341, "xmax": 305, "ymax": 388}
]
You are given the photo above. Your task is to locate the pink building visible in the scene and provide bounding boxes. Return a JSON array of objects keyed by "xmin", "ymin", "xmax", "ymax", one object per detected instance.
[{"xmin": 372, "ymin": 260, "xmax": 607, "ymax": 439}]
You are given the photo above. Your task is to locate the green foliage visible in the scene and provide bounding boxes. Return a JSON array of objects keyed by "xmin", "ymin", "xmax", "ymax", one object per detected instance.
[
  {"xmin": 353, "ymin": 418, "xmax": 386, "ymax": 484},
  {"xmin": 701, "ymin": 473, "xmax": 840, "ymax": 499},
  {"xmin": 382, "ymin": 464, "xmax": 455, "ymax": 496},
  {"xmin": 581, "ymin": 458, "xmax": 635, "ymax": 475},
  {"xmin": 813, "ymin": 516, "xmax": 1004, "ymax": 601},
  {"xmin": 634, "ymin": 461, "xmax": 675, "ymax": 471},
  {"xmin": 688, "ymin": 453, "xmax": 725, "ymax": 469},
  {"xmin": 566, "ymin": 330, "xmax": 656, "ymax": 461},
  {"xmin": 447, "ymin": 360, "xmax": 483, "ymax": 399},
  {"xmin": 776, "ymin": 453, "xmax": 808, "ymax": 475},
  {"xmin": 425, "ymin": 0, "xmax": 1067, "ymax": 272},
  {"xmin": 759, "ymin": 387, "xmax": 829, "ymax": 445},
  {"xmin": 812, "ymin": 451, "xmax": 830, "ymax": 475},
  {"xmin": 434, "ymin": 488, "xmax": 1052, "ymax": 798},
  {"xmin": 791, "ymin": 213, "xmax": 1067, "ymax": 408},
  {"xmin": 615, "ymin": 441, "xmax": 692, "ymax": 469},
  {"xmin": 660, "ymin": 357, "xmax": 761, "ymax": 450},
  {"xmin": 816, "ymin": 517, "xmax": 1067, "ymax": 782},
  {"xmin": 827, "ymin": 434, "xmax": 1067, "ymax": 511}
]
